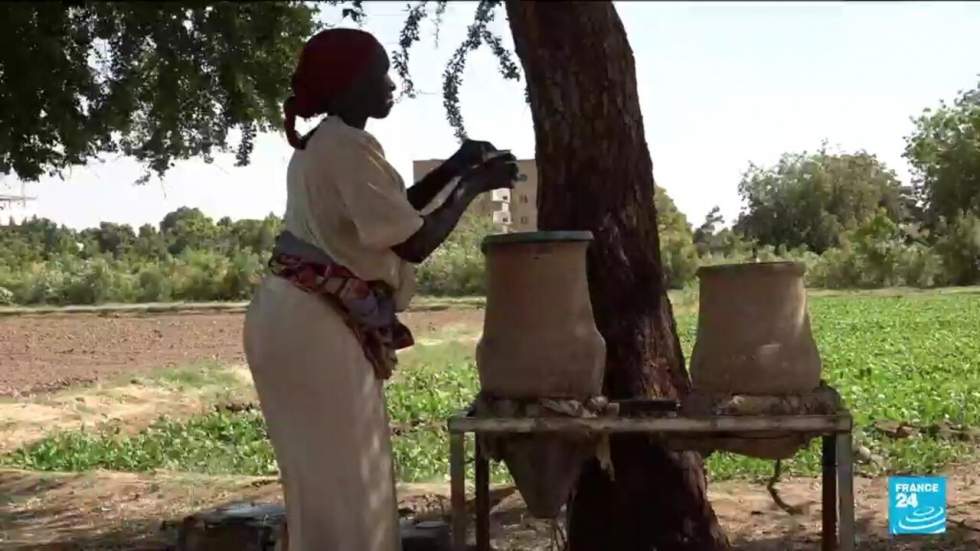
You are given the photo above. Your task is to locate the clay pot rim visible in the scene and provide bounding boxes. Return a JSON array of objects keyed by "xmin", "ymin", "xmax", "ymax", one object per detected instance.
[
  {"xmin": 481, "ymin": 231, "xmax": 593, "ymax": 253},
  {"xmin": 697, "ymin": 261, "xmax": 806, "ymax": 277}
]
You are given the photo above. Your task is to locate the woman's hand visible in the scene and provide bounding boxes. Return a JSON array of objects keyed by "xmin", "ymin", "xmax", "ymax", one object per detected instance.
[
  {"xmin": 447, "ymin": 139, "xmax": 500, "ymax": 175},
  {"xmin": 461, "ymin": 153, "xmax": 519, "ymax": 195},
  {"xmin": 408, "ymin": 139, "xmax": 501, "ymax": 210}
]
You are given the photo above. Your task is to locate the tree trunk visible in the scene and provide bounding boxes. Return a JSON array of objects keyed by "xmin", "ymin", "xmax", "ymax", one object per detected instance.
[{"xmin": 504, "ymin": 2, "xmax": 729, "ymax": 550}]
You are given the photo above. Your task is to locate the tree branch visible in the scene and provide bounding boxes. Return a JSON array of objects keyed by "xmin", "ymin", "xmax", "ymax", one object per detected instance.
[
  {"xmin": 392, "ymin": 1, "xmax": 431, "ymax": 100},
  {"xmin": 440, "ymin": 0, "xmax": 523, "ymax": 141}
]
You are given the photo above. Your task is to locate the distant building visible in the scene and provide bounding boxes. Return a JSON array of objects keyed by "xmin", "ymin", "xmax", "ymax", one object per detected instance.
[
  {"xmin": 0, "ymin": 183, "xmax": 36, "ymax": 225},
  {"xmin": 412, "ymin": 158, "xmax": 538, "ymax": 232}
]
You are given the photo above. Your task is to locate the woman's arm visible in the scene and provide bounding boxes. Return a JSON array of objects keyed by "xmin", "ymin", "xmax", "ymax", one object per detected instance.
[
  {"xmin": 393, "ymin": 181, "xmax": 479, "ymax": 263},
  {"xmin": 406, "ymin": 160, "xmax": 459, "ymax": 210},
  {"xmin": 392, "ymin": 155, "xmax": 517, "ymax": 263}
]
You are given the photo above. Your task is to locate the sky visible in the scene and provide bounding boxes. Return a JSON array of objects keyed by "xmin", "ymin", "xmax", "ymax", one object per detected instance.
[{"xmin": 3, "ymin": 1, "xmax": 979, "ymax": 230}]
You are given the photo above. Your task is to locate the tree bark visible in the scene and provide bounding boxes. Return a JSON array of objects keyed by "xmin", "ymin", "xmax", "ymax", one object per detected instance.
[{"xmin": 504, "ymin": 2, "xmax": 729, "ymax": 550}]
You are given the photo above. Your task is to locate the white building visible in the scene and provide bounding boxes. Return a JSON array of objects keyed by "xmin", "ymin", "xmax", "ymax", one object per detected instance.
[
  {"xmin": 412, "ymin": 158, "xmax": 538, "ymax": 232},
  {"xmin": 0, "ymin": 183, "xmax": 36, "ymax": 225}
]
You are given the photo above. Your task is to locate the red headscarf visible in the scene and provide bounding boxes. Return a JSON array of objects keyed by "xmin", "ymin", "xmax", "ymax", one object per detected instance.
[{"xmin": 284, "ymin": 28, "xmax": 383, "ymax": 149}]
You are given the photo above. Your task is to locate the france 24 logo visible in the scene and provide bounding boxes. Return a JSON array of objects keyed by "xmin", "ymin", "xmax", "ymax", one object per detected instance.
[{"xmin": 888, "ymin": 476, "xmax": 946, "ymax": 535}]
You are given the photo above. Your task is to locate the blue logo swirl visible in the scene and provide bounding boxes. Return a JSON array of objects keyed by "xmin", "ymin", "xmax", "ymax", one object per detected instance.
[{"xmin": 896, "ymin": 506, "xmax": 946, "ymax": 534}]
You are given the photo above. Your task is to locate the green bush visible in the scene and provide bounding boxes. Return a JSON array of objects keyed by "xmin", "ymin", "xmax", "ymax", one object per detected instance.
[
  {"xmin": 803, "ymin": 213, "xmax": 946, "ymax": 289},
  {"xmin": 137, "ymin": 264, "xmax": 174, "ymax": 302},
  {"xmin": 933, "ymin": 211, "xmax": 980, "ymax": 286},
  {"xmin": 62, "ymin": 257, "xmax": 138, "ymax": 304},
  {"xmin": 416, "ymin": 210, "xmax": 494, "ymax": 296},
  {"xmin": 808, "ymin": 246, "xmax": 862, "ymax": 288},
  {"xmin": 2, "ymin": 201, "xmax": 979, "ymax": 307},
  {"xmin": 0, "ymin": 285, "xmax": 13, "ymax": 305},
  {"xmin": 221, "ymin": 250, "xmax": 265, "ymax": 300},
  {"xmin": 172, "ymin": 250, "xmax": 230, "ymax": 301},
  {"xmin": 895, "ymin": 243, "xmax": 946, "ymax": 288},
  {"xmin": 659, "ymin": 231, "xmax": 700, "ymax": 289},
  {"xmin": 20, "ymin": 261, "xmax": 68, "ymax": 304}
]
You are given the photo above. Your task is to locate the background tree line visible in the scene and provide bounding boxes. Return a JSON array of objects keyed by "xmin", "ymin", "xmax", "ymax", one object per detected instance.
[
  {"xmin": 2, "ymin": 78, "xmax": 978, "ymax": 306},
  {"xmin": 657, "ymin": 78, "xmax": 980, "ymax": 291},
  {"xmin": 0, "ymin": 205, "xmax": 498, "ymax": 305}
]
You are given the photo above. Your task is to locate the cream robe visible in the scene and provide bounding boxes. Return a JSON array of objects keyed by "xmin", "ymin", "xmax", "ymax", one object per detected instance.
[{"xmin": 244, "ymin": 117, "xmax": 424, "ymax": 551}]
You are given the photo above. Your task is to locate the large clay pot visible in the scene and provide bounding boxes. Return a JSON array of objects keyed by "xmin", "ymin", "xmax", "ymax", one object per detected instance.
[
  {"xmin": 690, "ymin": 261, "xmax": 822, "ymax": 395},
  {"xmin": 476, "ymin": 231, "xmax": 606, "ymax": 518},
  {"xmin": 477, "ymin": 231, "xmax": 606, "ymax": 400}
]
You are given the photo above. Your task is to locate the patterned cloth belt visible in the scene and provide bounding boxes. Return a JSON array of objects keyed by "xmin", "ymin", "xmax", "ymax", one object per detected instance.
[{"xmin": 267, "ymin": 245, "xmax": 414, "ymax": 380}]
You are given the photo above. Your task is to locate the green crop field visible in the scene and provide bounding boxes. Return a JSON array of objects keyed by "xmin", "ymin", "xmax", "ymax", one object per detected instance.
[{"xmin": 5, "ymin": 290, "xmax": 979, "ymax": 484}]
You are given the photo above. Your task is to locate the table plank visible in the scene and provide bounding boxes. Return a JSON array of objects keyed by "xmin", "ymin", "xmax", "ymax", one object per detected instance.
[{"xmin": 448, "ymin": 413, "xmax": 852, "ymax": 434}]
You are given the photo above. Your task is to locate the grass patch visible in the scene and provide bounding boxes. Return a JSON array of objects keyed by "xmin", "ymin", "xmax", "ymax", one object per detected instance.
[
  {"xmin": 1, "ymin": 343, "xmax": 499, "ymax": 482},
  {"xmin": 2, "ymin": 409, "xmax": 276, "ymax": 475},
  {"xmin": 409, "ymin": 296, "xmax": 486, "ymax": 311},
  {"xmin": 4, "ymin": 291, "xmax": 979, "ymax": 483},
  {"xmin": 389, "ymin": 341, "xmax": 480, "ymax": 481},
  {"xmin": 142, "ymin": 361, "xmax": 244, "ymax": 391},
  {"xmin": 387, "ymin": 341, "xmax": 509, "ymax": 482},
  {"xmin": 122, "ymin": 361, "xmax": 254, "ymax": 408},
  {"xmin": 0, "ymin": 295, "xmax": 488, "ymax": 318}
]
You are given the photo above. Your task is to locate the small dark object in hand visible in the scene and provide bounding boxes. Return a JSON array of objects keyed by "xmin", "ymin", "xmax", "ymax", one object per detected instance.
[{"xmin": 614, "ymin": 398, "xmax": 679, "ymax": 416}]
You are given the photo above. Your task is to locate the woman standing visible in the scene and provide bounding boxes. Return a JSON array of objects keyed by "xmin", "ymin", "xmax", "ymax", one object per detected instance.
[{"xmin": 243, "ymin": 28, "xmax": 517, "ymax": 551}]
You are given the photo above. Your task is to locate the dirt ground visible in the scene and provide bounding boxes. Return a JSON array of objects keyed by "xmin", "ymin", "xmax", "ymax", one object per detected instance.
[
  {"xmin": 0, "ymin": 308, "xmax": 484, "ymax": 397},
  {"xmin": 3, "ymin": 308, "xmax": 980, "ymax": 549},
  {"xmin": 1, "ymin": 465, "xmax": 979, "ymax": 550}
]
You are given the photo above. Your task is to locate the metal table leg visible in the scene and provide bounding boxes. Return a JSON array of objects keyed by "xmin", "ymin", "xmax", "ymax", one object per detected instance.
[
  {"xmin": 836, "ymin": 432, "xmax": 856, "ymax": 551},
  {"xmin": 450, "ymin": 433, "xmax": 467, "ymax": 551},
  {"xmin": 475, "ymin": 437, "xmax": 491, "ymax": 551},
  {"xmin": 821, "ymin": 435, "xmax": 837, "ymax": 551}
]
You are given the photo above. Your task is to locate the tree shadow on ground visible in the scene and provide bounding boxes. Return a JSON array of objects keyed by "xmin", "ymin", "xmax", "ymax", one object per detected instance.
[
  {"xmin": 736, "ymin": 531, "xmax": 980, "ymax": 551},
  {"xmin": 0, "ymin": 468, "xmax": 276, "ymax": 551},
  {"xmin": 732, "ymin": 515, "xmax": 980, "ymax": 551},
  {"xmin": 6, "ymin": 502, "xmax": 980, "ymax": 551},
  {"xmin": 2, "ymin": 524, "xmax": 175, "ymax": 551},
  {"xmin": 2, "ymin": 492, "xmax": 176, "ymax": 551},
  {"xmin": 4, "ymin": 467, "xmax": 979, "ymax": 550}
]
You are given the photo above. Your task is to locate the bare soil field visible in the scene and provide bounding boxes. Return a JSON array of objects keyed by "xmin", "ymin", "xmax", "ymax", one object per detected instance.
[
  {"xmin": 3, "ymin": 304, "xmax": 980, "ymax": 549},
  {"xmin": 0, "ymin": 308, "xmax": 484, "ymax": 397}
]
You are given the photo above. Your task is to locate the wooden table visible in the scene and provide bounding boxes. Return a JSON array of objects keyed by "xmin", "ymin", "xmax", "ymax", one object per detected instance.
[{"xmin": 447, "ymin": 412, "xmax": 855, "ymax": 551}]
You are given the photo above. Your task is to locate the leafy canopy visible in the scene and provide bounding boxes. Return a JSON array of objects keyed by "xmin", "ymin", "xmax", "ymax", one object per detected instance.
[
  {"xmin": 0, "ymin": 2, "xmax": 320, "ymax": 182},
  {"xmin": 734, "ymin": 145, "xmax": 913, "ymax": 253},
  {"xmin": 653, "ymin": 185, "xmax": 699, "ymax": 288},
  {"xmin": 0, "ymin": 1, "xmax": 520, "ymax": 183},
  {"xmin": 903, "ymin": 79, "xmax": 980, "ymax": 226}
]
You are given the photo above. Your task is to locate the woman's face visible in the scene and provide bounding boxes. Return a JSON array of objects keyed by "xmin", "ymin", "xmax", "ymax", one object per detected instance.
[
  {"xmin": 367, "ymin": 48, "xmax": 397, "ymax": 119},
  {"xmin": 337, "ymin": 45, "xmax": 396, "ymax": 120}
]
